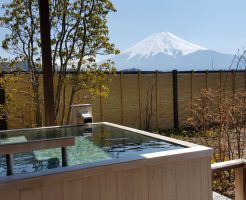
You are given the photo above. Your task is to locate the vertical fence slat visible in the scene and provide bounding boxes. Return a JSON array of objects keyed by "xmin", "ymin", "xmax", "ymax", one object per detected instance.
[
  {"xmin": 244, "ymin": 70, "xmax": 246, "ymax": 91},
  {"xmin": 235, "ymin": 167, "xmax": 246, "ymax": 200},
  {"xmin": 190, "ymin": 71, "xmax": 194, "ymax": 118},
  {"xmin": 205, "ymin": 70, "xmax": 208, "ymax": 90},
  {"xmin": 29, "ymin": 85, "xmax": 34, "ymax": 127},
  {"xmin": 138, "ymin": 72, "xmax": 142, "ymax": 129},
  {"xmin": 155, "ymin": 71, "xmax": 159, "ymax": 129},
  {"xmin": 100, "ymin": 84, "xmax": 103, "ymax": 122},
  {"xmin": 172, "ymin": 70, "xmax": 179, "ymax": 129},
  {"xmin": 0, "ymin": 73, "xmax": 7, "ymax": 130},
  {"xmin": 120, "ymin": 72, "xmax": 124, "ymax": 125},
  {"xmin": 219, "ymin": 70, "xmax": 223, "ymax": 103},
  {"xmin": 232, "ymin": 70, "xmax": 236, "ymax": 99}
]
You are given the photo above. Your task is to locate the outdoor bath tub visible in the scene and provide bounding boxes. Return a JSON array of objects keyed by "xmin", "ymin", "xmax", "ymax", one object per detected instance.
[{"xmin": 0, "ymin": 122, "xmax": 212, "ymax": 200}]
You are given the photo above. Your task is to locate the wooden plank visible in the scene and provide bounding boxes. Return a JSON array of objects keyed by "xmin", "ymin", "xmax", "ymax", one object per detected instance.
[
  {"xmin": 117, "ymin": 170, "xmax": 134, "ymax": 200},
  {"xmin": 100, "ymin": 172, "xmax": 117, "ymax": 200},
  {"xmin": 172, "ymin": 70, "xmax": 179, "ymax": 129},
  {"xmin": 205, "ymin": 70, "xmax": 208, "ymax": 89},
  {"xmin": 21, "ymin": 187, "xmax": 42, "ymax": 200},
  {"xmin": 21, "ymin": 189, "xmax": 33, "ymax": 200},
  {"xmin": 120, "ymin": 72, "xmax": 124, "ymax": 125},
  {"xmin": 100, "ymin": 75, "xmax": 121, "ymax": 124},
  {"xmin": 235, "ymin": 167, "xmax": 246, "ymax": 200},
  {"xmin": 190, "ymin": 70, "xmax": 193, "ymax": 106},
  {"xmin": 176, "ymin": 161, "xmax": 189, "ymax": 200},
  {"xmin": 43, "ymin": 184, "xmax": 63, "ymax": 200},
  {"xmin": 147, "ymin": 165, "xmax": 163, "ymax": 200},
  {"xmin": 178, "ymin": 73, "xmax": 191, "ymax": 127},
  {"xmin": 81, "ymin": 176, "xmax": 100, "ymax": 200},
  {"xmin": 99, "ymin": 84, "xmax": 103, "ymax": 122},
  {"xmin": 122, "ymin": 74, "xmax": 140, "ymax": 128},
  {"xmin": 63, "ymin": 180, "xmax": 82, "ymax": 200},
  {"xmin": 188, "ymin": 158, "xmax": 202, "ymax": 200},
  {"xmin": 133, "ymin": 167, "xmax": 148, "ymax": 200},
  {"xmin": 155, "ymin": 71, "xmax": 159, "ymax": 129},
  {"xmin": 201, "ymin": 157, "xmax": 210, "ymax": 200},
  {"xmin": 207, "ymin": 158, "xmax": 213, "ymax": 200},
  {"xmin": 0, "ymin": 190, "xmax": 20, "ymax": 200},
  {"xmin": 232, "ymin": 70, "xmax": 236, "ymax": 98},
  {"xmin": 219, "ymin": 70, "xmax": 223, "ymax": 100},
  {"xmin": 211, "ymin": 159, "xmax": 245, "ymax": 173},
  {"xmin": 138, "ymin": 72, "xmax": 142, "ymax": 129},
  {"xmin": 0, "ymin": 136, "xmax": 75, "ymax": 154},
  {"xmin": 0, "ymin": 86, "xmax": 7, "ymax": 130},
  {"xmin": 158, "ymin": 73, "xmax": 173, "ymax": 129},
  {"xmin": 244, "ymin": 70, "xmax": 246, "ymax": 91},
  {"xmin": 162, "ymin": 163, "xmax": 177, "ymax": 200},
  {"xmin": 29, "ymin": 85, "xmax": 34, "ymax": 127}
]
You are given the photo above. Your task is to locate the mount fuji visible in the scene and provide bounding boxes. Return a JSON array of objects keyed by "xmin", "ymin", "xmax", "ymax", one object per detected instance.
[{"xmin": 110, "ymin": 32, "xmax": 236, "ymax": 71}]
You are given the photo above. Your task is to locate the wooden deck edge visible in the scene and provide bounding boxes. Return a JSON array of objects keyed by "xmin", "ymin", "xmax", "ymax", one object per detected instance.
[{"xmin": 211, "ymin": 159, "xmax": 246, "ymax": 173}]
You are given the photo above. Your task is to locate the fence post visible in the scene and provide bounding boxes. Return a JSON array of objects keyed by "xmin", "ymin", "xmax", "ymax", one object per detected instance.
[
  {"xmin": 235, "ymin": 167, "xmax": 246, "ymax": 200},
  {"xmin": 0, "ymin": 73, "xmax": 7, "ymax": 130},
  {"xmin": 172, "ymin": 70, "xmax": 179, "ymax": 129}
]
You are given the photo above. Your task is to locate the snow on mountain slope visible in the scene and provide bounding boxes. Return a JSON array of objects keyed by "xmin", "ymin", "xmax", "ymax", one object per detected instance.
[
  {"xmin": 109, "ymin": 32, "xmax": 236, "ymax": 71},
  {"xmin": 124, "ymin": 32, "xmax": 207, "ymax": 59}
]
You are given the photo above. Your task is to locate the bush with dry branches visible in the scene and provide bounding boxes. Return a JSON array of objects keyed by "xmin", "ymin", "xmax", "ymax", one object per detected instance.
[
  {"xmin": 188, "ymin": 88, "xmax": 246, "ymax": 162},
  {"xmin": 187, "ymin": 88, "xmax": 246, "ymax": 197}
]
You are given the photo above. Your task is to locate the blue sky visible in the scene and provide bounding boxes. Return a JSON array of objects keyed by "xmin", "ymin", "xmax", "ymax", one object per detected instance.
[
  {"xmin": 107, "ymin": 0, "xmax": 246, "ymax": 54},
  {"xmin": 0, "ymin": 0, "xmax": 246, "ymax": 58}
]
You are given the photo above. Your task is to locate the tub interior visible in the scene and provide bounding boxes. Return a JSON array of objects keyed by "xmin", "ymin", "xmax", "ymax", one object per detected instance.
[{"xmin": 0, "ymin": 124, "xmax": 185, "ymax": 176}]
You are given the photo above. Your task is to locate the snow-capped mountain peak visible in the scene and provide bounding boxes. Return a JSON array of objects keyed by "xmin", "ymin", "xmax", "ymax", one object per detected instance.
[{"xmin": 124, "ymin": 32, "xmax": 207, "ymax": 59}]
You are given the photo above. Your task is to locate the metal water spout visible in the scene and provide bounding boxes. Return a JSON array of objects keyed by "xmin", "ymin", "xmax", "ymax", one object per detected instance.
[{"xmin": 70, "ymin": 104, "xmax": 93, "ymax": 125}]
